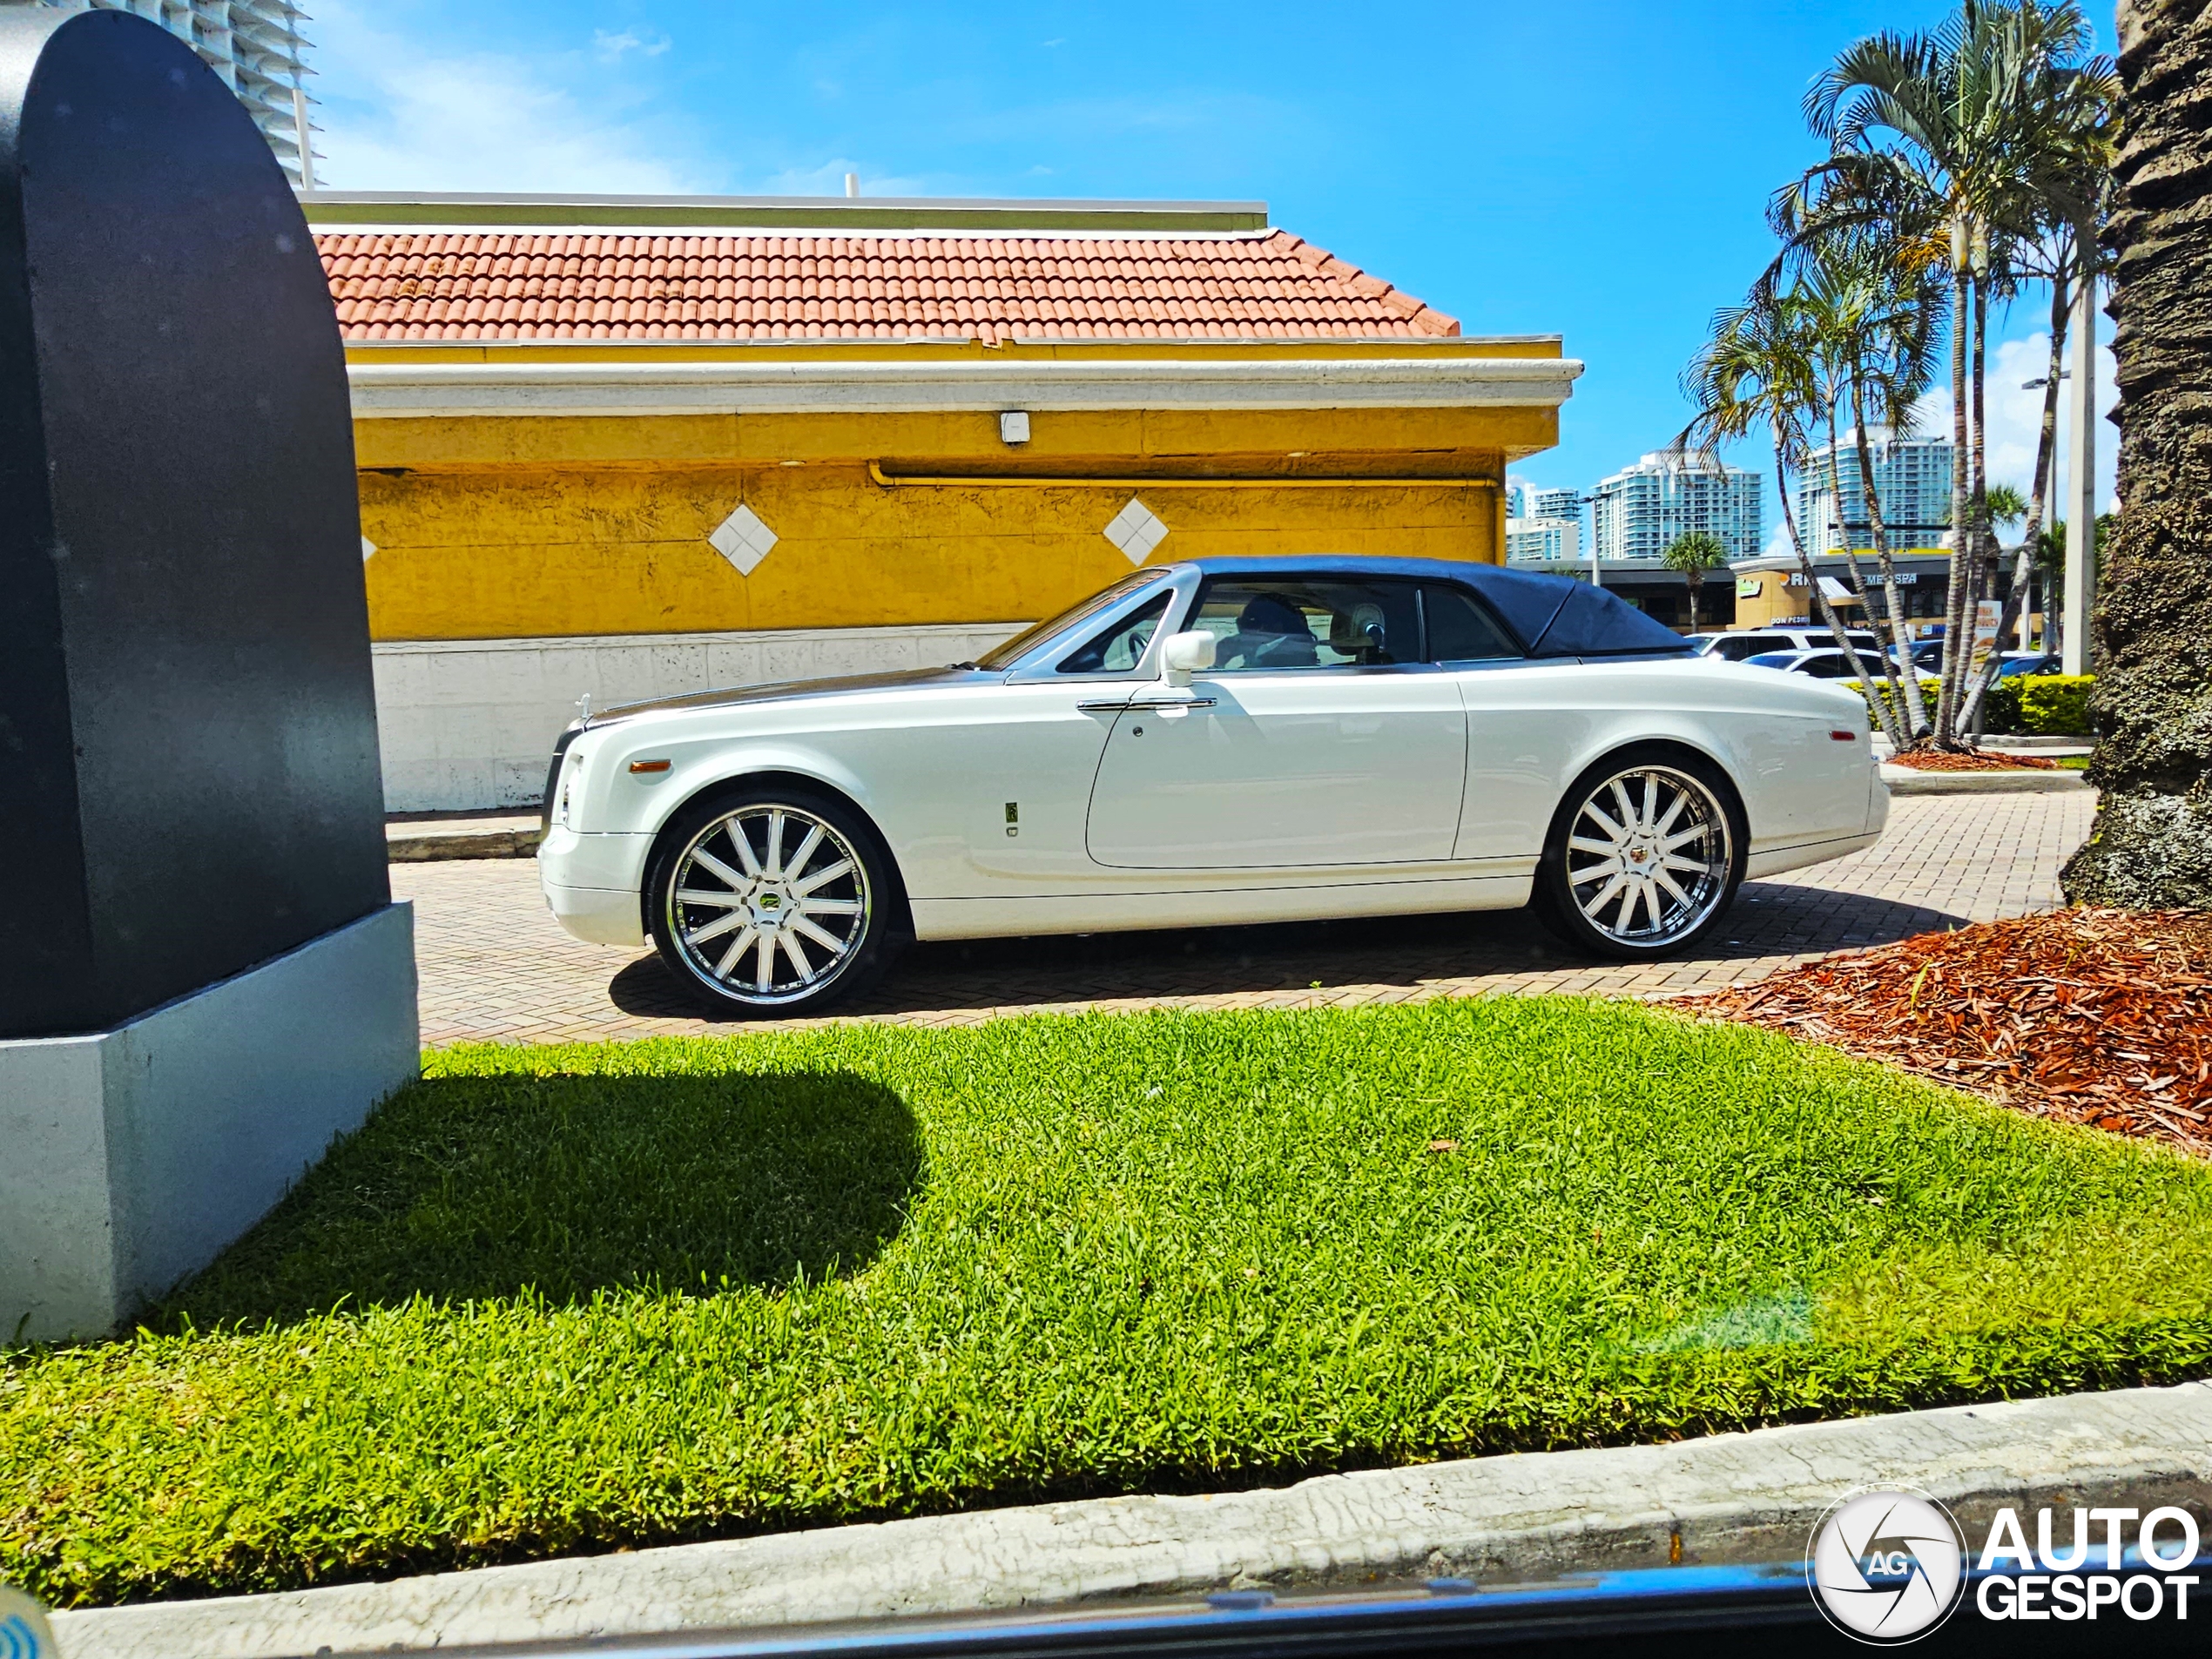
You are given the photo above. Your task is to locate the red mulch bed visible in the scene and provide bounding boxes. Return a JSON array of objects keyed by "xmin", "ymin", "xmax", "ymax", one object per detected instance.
[
  {"xmin": 1681, "ymin": 909, "xmax": 2212, "ymax": 1157},
  {"xmin": 1888, "ymin": 747, "xmax": 2062, "ymax": 772}
]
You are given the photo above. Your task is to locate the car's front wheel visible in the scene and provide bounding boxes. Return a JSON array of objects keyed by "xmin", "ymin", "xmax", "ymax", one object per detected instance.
[
  {"xmin": 645, "ymin": 786, "xmax": 903, "ymax": 1015},
  {"xmin": 1534, "ymin": 752, "xmax": 1744, "ymax": 961}
]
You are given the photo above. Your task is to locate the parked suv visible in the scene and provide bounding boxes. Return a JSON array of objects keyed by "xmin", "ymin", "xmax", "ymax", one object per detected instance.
[{"xmin": 1689, "ymin": 628, "xmax": 1885, "ymax": 662}]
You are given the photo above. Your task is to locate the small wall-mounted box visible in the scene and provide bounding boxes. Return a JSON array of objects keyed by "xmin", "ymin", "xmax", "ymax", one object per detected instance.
[{"xmin": 999, "ymin": 410, "xmax": 1031, "ymax": 445}]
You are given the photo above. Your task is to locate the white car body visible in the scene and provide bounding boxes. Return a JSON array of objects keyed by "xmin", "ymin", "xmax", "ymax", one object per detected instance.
[{"xmin": 539, "ymin": 557, "xmax": 1887, "ymax": 949}]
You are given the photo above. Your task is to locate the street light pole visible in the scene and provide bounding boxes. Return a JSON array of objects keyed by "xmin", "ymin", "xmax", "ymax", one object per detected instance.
[
  {"xmin": 2062, "ymin": 249, "xmax": 2097, "ymax": 677},
  {"xmin": 2023, "ymin": 370, "xmax": 2070, "ymax": 652}
]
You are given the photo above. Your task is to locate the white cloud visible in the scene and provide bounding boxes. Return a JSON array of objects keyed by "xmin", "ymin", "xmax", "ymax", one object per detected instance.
[
  {"xmin": 593, "ymin": 29, "xmax": 671, "ymax": 63},
  {"xmin": 309, "ymin": 2, "xmax": 700, "ymax": 193},
  {"xmin": 1910, "ymin": 333, "xmax": 2118, "ymax": 516}
]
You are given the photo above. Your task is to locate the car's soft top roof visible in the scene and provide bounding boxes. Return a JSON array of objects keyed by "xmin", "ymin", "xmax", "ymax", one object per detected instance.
[{"xmin": 1170, "ymin": 555, "xmax": 1690, "ymax": 658}]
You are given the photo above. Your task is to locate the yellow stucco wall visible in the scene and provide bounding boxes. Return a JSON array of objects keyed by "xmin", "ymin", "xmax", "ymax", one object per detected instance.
[{"xmin": 355, "ymin": 401, "xmax": 1555, "ymax": 642}]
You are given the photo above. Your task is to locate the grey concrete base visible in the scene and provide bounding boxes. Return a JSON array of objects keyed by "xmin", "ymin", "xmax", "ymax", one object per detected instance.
[
  {"xmin": 53, "ymin": 1381, "xmax": 2212, "ymax": 1658},
  {"xmin": 1881, "ymin": 765, "xmax": 2088, "ymax": 795},
  {"xmin": 1, "ymin": 904, "xmax": 419, "ymax": 1345}
]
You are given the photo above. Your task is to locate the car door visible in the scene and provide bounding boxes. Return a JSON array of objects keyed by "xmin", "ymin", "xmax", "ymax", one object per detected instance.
[
  {"xmin": 1420, "ymin": 582, "xmax": 1580, "ymax": 863},
  {"xmin": 1083, "ymin": 575, "xmax": 1467, "ymax": 869},
  {"xmin": 955, "ymin": 590, "xmax": 1173, "ymax": 882}
]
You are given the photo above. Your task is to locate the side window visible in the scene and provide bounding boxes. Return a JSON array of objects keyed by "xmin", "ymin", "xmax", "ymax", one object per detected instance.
[
  {"xmin": 1420, "ymin": 584, "xmax": 1521, "ymax": 663},
  {"xmin": 1190, "ymin": 578, "xmax": 1420, "ymax": 671},
  {"xmin": 1056, "ymin": 594, "xmax": 1170, "ymax": 675}
]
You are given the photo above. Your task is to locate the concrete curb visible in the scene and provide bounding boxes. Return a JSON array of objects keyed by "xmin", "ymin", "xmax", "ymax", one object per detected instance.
[
  {"xmin": 53, "ymin": 1382, "xmax": 2212, "ymax": 1658},
  {"xmin": 1880, "ymin": 766, "xmax": 2087, "ymax": 796},
  {"xmin": 385, "ymin": 819, "xmax": 543, "ymax": 861}
]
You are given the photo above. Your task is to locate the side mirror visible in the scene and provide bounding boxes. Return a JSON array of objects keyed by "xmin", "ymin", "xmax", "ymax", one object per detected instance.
[{"xmin": 1161, "ymin": 630, "xmax": 1217, "ymax": 688}]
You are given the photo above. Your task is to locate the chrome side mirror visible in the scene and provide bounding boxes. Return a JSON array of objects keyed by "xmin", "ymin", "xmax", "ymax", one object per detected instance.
[{"xmin": 1161, "ymin": 630, "xmax": 1217, "ymax": 688}]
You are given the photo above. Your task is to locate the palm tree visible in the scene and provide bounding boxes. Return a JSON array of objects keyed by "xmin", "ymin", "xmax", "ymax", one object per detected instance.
[
  {"xmin": 1794, "ymin": 0, "xmax": 2115, "ymax": 746},
  {"xmin": 1796, "ymin": 250, "xmax": 1932, "ymax": 732},
  {"xmin": 1661, "ymin": 531, "xmax": 1730, "ymax": 633},
  {"xmin": 2061, "ymin": 0, "xmax": 2212, "ymax": 906},
  {"xmin": 1679, "ymin": 292, "xmax": 1911, "ymax": 750}
]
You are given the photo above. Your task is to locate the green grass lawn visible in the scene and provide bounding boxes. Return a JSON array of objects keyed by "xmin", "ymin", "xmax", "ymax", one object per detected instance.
[
  {"xmin": 2056, "ymin": 754, "xmax": 2093, "ymax": 770},
  {"xmin": 6, "ymin": 998, "xmax": 2212, "ymax": 1608}
]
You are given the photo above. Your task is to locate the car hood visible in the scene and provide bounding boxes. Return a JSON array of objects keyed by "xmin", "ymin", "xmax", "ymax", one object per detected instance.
[{"xmin": 588, "ymin": 664, "xmax": 998, "ymax": 725}]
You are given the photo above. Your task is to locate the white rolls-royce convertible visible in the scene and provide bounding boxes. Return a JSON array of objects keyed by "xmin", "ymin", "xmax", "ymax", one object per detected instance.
[{"xmin": 538, "ymin": 556, "xmax": 1887, "ymax": 1014}]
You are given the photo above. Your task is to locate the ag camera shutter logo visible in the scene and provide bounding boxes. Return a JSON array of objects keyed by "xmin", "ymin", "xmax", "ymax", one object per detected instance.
[{"xmin": 1808, "ymin": 1488, "xmax": 1967, "ymax": 1642}]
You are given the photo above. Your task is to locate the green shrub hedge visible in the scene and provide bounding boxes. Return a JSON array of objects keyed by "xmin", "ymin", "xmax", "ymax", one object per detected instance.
[
  {"xmin": 2019, "ymin": 675, "xmax": 2095, "ymax": 736},
  {"xmin": 1979, "ymin": 678, "xmax": 2022, "ymax": 735}
]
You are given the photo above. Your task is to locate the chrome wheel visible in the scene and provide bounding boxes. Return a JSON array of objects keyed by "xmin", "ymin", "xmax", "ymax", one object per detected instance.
[
  {"xmin": 1561, "ymin": 765, "xmax": 1732, "ymax": 948},
  {"xmin": 664, "ymin": 803, "xmax": 873, "ymax": 1005}
]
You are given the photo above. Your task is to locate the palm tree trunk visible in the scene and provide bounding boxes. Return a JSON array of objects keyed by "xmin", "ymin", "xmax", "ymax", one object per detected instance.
[
  {"xmin": 1959, "ymin": 266, "xmax": 2069, "ymax": 728},
  {"xmin": 1776, "ymin": 421, "xmax": 1884, "ymax": 731},
  {"xmin": 1819, "ymin": 400, "xmax": 1909, "ymax": 748},
  {"xmin": 1850, "ymin": 390, "xmax": 1930, "ymax": 734},
  {"xmin": 1935, "ymin": 231, "xmax": 1974, "ymax": 745},
  {"xmin": 1686, "ymin": 573, "xmax": 1702, "ymax": 633},
  {"xmin": 2061, "ymin": 0, "xmax": 2212, "ymax": 909},
  {"xmin": 1970, "ymin": 266, "xmax": 1994, "ymax": 683}
]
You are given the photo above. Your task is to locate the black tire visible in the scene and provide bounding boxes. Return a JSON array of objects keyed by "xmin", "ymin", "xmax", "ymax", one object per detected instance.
[
  {"xmin": 1532, "ymin": 747, "xmax": 1747, "ymax": 961},
  {"xmin": 644, "ymin": 782, "xmax": 906, "ymax": 1015}
]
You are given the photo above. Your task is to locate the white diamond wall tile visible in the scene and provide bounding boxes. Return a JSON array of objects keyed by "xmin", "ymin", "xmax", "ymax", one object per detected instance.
[
  {"xmin": 708, "ymin": 503, "xmax": 779, "ymax": 575},
  {"xmin": 1102, "ymin": 497, "xmax": 1169, "ymax": 564},
  {"xmin": 361, "ymin": 536, "xmax": 376, "ymax": 561}
]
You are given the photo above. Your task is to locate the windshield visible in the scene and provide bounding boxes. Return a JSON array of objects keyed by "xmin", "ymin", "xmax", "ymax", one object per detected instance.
[{"xmin": 969, "ymin": 568, "xmax": 1174, "ymax": 671}]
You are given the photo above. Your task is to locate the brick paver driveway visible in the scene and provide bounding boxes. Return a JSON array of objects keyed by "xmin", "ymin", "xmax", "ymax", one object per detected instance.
[{"xmin": 395, "ymin": 792, "xmax": 2094, "ymax": 1047}]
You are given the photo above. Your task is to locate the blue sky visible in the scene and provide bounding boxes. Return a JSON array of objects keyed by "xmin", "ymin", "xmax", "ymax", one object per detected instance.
[{"xmin": 307, "ymin": 0, "xmax": 2119, "ymax": 532}]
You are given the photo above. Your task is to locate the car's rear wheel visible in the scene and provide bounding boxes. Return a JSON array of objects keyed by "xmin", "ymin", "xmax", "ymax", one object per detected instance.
[
  {"xmin": 646, "ymin": 786, "xmax": 902, "ymax": 1015},
  {"xmin": 1534, "ymin": 752, "xmax": 1743, "ymax": 961}
]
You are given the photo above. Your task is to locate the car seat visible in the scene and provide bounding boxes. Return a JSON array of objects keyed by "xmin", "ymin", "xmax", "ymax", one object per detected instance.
[{"xmin": 1217, "ymin": 593, "xmax": 1318, "ymax": 669}]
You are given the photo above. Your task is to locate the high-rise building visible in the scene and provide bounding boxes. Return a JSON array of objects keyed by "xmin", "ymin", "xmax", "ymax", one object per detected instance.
[
  {"xmin": 30, "ymin": 0, "xmax": 315, "ymax": 184},
  {"xmin": 1507, "ymin": 481, "xmax": 1580, "ymax": 518},
  {"xmin": 1506, "ymin": 515, "xmax": 1580, "ymax": 563},
  {"xmin": 1590, "ymin": 451, "xmax": 1763, "ymax": 563},
  {"xmin": 1795, "ymin": 429, "xmax": 1955, "ymax": 553}
]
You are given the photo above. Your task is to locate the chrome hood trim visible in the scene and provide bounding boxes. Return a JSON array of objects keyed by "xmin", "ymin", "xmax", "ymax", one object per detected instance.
[{"xmin": 593, "ymin": 665, "xmax": 997, "ymax": 724}]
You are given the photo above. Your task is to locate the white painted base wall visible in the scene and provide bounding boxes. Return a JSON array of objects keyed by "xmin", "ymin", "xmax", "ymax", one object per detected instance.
[
  {"xmin": 372, "ymin": 623, "xmax": 1028, "ymax": 813},
  {"xmin": 0, "ymin": 905, "xmax": 421, "ymax": 1344}
]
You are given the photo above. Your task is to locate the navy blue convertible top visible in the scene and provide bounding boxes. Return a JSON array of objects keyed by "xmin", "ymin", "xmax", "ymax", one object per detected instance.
[{"xmin": 1175, "ymin": 556, "xmax": 1693, "ymax": 659}]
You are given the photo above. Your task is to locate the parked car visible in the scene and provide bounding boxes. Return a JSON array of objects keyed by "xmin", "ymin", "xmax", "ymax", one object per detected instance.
[
  {"xmin": 539, "ymin": 556, "xmax": 1888, "ymax": 1013},
  {"xmin": 1690, "ymin": 627, "xmax": 1885, "ymax": 662},
  {"xmin": 1989, "ymin": 651, "xmax": 2063, "ymax": 678},
  {"xmin": 1743, "ymin": 647, "xmax": 1894, "ymax": 681}
]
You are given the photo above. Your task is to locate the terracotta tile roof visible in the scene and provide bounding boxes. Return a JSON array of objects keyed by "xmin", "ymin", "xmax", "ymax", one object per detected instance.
[{"xmin": 316, "ymin": 229, "xmax": 1460, "ymax": 344}]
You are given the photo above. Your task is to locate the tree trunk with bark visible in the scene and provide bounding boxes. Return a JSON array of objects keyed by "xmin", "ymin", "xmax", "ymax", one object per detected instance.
[{"xmin": 2062, "ymin": 0, "xmax": 2212, "ymax": 908}]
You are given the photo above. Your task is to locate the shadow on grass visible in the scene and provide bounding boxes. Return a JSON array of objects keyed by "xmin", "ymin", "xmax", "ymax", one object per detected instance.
[{"xmin": 154, "ymin": 1069, "xmax": 922, "ymax": 1330}]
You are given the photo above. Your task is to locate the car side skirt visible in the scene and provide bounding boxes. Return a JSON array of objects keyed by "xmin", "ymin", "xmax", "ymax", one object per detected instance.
[{"xmin": 908, "ymin": 872, "xmax": 1534, "ymax": 942}]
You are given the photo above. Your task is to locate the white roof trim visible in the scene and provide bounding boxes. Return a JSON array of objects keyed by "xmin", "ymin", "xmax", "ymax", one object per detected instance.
[{"xmin": 345, "ymin": 356, "xmax": 1583, "ymax": 418}]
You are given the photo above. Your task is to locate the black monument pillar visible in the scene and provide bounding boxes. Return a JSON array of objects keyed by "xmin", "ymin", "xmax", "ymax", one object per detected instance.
[{"xmin": 0, "ymin": 8, "xmax": 417, "ymax": 1341}]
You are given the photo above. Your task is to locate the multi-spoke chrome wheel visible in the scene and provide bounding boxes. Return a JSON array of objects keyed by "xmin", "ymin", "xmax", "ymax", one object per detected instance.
[
  {"xmin": 660, "ymin": 801, "xmax": 874, "ymax": 1006},
  {"xmin": 1556, "ymin": 764, "xmax": 1736, "ymax": 951}
]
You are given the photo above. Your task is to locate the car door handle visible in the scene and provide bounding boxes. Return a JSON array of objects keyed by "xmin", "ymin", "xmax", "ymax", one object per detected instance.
[{"xmin": 1079, "ymin": 696, "xmax": 1217, "ymax": 712}]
